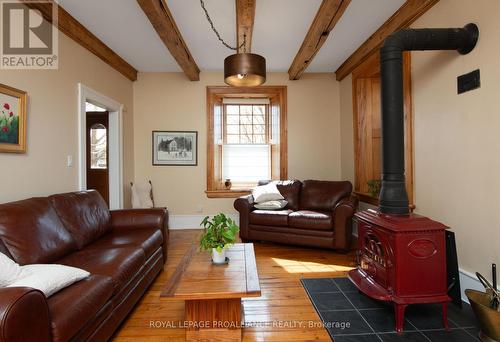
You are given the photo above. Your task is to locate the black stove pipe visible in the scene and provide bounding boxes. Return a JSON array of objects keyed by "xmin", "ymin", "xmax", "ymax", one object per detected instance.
[{"xmin": 379, "ymin": 23, "xmax": 479, "ymax": 215}]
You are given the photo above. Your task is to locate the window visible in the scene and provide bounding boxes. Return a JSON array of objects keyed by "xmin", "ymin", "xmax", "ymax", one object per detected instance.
[
  {"xmin": 222, "ymin": 102, "xmax": 270, "ymax": 184},
  {"xmin": 352, "ymin": 51, "xmax": 414, "ymax": 207},
  {"xmin": 90, "ymin": 123, "xmax": 107, "ymax": 169},
  {"xmin": 206, "ymin": 86, "xmax": 287, "ymax": 198}
]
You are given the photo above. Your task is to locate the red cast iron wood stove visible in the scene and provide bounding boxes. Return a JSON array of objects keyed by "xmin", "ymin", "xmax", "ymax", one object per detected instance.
[
  {"xmin": 350, "ymin": 210, "xmax": 450, "ymax": 332},
  {"xmin": 348, "ymin": 24, "xmax": 479, "ymax": 333}
]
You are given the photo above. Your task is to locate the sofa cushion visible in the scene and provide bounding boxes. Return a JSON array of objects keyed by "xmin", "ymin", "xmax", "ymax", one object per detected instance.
[
  {"xmin": 0, "ymin": 250, "xmax": 22, "ymax": 286},
  {"xmin": 7, "ymin": 264, "xmax": 90, "ymax": 298},
  {"xmin": 254, "ymin": 200, "xmax": 288, "ymax": 210},
  {"xmin": 0, "ymin": 198, "xmax": 77, "ymax": 265},
  {"xmin": 48, "ymin": 275, "xmax": 113, "ymax": 342},
  {"xmin": 50, "ymin": 191, "xmax": 111, "ymax": 249},
  {"xmin": 57, "ymin": 247, "xmax": 145, "ymax": 293},
  {"xmin": 299, "ymin": 180, "xmax": 352, "ymax": 211},
  {"xmin": 85, "ymin": 228, "xmax": 163, "ymax": 259},
  {"xmin": 252, "ymin": 183, "xmax": 284, "ymax": 203},
  {"xmin": 259, "ymin": 180, "xmax": 302, "ymax": 211},
  {"xmin": 289, "ymin": 210, "xmax": 334, "ymax": 230},
  {"xmin": 249, "ymin": 210, "xmax": 292, "ymax": 227}
]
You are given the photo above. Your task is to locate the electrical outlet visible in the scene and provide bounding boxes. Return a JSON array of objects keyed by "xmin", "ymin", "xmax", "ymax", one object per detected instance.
[
  {"xmin": 196, "ymin": 205, "xmax": 203, "ymax": 213},
  {"xmin": 67, "ymin": 155, "xmax": 73, "ymax": 167}
]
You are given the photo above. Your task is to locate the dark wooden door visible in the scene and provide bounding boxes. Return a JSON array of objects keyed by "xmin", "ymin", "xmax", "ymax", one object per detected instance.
[{"xmin": 86, "ymin": 111, "xmax": 109, "ymax": 205}]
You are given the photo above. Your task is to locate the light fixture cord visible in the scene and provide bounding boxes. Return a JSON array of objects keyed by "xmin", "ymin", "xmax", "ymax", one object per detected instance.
[{"xmin": 199, "ymin": 0, "xmax": 246, "ymax": 52}]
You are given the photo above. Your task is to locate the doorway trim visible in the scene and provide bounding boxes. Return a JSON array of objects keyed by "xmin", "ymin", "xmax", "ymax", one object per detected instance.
[{"xmin": 78, "ymin": 83, "xmax": 124, "ymax": 209}]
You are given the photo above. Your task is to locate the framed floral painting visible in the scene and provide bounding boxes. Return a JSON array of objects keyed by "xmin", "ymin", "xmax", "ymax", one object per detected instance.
[{"xmin": 0, "ymin": 84, "xmax": 27, "ymax": 153}]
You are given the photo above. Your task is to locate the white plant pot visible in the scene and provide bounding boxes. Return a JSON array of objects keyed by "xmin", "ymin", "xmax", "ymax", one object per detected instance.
[{"xmin": 212, "ymin": 248, "xmax": 226, "ymax": 264}]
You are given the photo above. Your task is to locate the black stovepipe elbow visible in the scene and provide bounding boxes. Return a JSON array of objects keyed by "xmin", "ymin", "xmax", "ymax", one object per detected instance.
[{"xmin": 379, "ymin": 23, "xmax": 479, "ymax": 215}]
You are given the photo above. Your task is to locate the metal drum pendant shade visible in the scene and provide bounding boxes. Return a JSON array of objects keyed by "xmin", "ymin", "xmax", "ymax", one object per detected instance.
[{"xmin": 224, "ymin": 53, "xmax": 266, "ymax": 87}]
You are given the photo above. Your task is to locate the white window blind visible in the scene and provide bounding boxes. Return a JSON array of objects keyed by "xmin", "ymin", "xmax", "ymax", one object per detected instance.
[
  {"xmin": 222, "ymin": 144, "xmax": 270, "ymax": 183},
  {"xmin": 222, "ymin": 98, "xmax": 270, "ymax": 105}
]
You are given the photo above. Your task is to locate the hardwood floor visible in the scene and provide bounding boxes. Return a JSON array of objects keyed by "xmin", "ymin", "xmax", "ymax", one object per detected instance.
[{"xmin": 114, "ymin": 230, "xmax": 357, "ymax": 341}]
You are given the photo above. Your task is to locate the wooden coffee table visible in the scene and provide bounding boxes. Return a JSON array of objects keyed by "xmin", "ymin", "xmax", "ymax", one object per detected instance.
[{"xmin": 161, "ymin": 243, "xmax": 261, "ymax": 341}]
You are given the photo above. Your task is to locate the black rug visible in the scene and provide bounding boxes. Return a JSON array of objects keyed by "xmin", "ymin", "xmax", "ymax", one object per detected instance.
[{"xmin": 301, "ymin": 277, "xmax": 481, "ymax": 342}]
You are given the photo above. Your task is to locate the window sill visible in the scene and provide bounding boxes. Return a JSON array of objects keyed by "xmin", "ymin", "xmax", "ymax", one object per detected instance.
[{"xmin": 205, "ymin": 189, "xmax": 251, "ymax": 199}]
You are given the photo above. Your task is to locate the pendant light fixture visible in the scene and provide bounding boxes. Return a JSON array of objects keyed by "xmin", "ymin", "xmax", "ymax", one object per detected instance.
[{"xmin": 200, "ymin": 0, "xmax": 266, "ymax": 87}]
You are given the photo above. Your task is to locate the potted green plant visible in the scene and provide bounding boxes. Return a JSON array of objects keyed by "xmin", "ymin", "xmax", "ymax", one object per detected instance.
[
  {"xmin": 199, "ymin": 213, "xmax": 239, "ymax": 264},
  {"xmin": 367, "ymin": 179, "xmax": 382, "ymax": 198}
]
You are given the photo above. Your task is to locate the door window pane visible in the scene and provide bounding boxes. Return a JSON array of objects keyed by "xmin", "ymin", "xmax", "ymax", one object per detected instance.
[{"xmin": 90, "ymin": 124, "xmax": 107, "ymax": 169}]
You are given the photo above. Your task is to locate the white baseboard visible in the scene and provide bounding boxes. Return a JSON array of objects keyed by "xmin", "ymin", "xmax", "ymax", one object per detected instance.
[
  {"xmin": 459, "ymin": 269, "xmax": 486, "ymax": 303},
  {"xmin": 169, "ymin": 214, "xmax": 239, "ymax": 230}
]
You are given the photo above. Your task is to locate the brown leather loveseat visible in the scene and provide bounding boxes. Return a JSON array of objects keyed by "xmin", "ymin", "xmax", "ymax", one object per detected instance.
[
  {"xmin": 234, "ymin": 180, "xmax": 358, "ymax": 251},
  {"xmin": 0, "ymin": 190, "xmax": 168, "ymax": 342}
]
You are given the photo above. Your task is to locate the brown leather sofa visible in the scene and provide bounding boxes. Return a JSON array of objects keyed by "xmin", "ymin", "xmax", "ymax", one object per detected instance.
[
  {"xmin": 0, "ymin": 190, "xmax": 169, "ymax": 342},
  {"xmin": 234, "ymin": 180, "xmax": 358, "ymax": 251}
]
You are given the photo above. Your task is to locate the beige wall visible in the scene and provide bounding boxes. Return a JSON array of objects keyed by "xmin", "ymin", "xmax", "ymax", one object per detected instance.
[
  {"xmin": 410, "ymin": 0, "xmax": 499, "ymax": 277},
  {"xmin": 133, "ymin": 72, "xmax": 341, "ymax": 216},
  {"xmin": 338, "ymin": 0, "xmax": 499, "ymax": 277},
  {"xmin": 0, "ymin": 33, "xmax": 134, "ymax": 205}
]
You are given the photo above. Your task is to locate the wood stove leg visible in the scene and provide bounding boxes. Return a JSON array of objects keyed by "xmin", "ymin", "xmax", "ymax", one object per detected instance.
[
  {"xmin": 394, "ymin": 303, "xmax": 408, "ymax": 333},
  {"xmin": 442, "ymin": 302, "xmax": 449, "ymax": 330}
]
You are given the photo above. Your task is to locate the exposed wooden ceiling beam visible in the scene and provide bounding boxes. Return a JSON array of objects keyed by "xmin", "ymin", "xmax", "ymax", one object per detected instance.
[
  {"xmin": 288, "ymin": 0, "xmax": 351, "ymax": 80},
  {"xmin": 335, "ymin": 0, "xmax": 440, "ymax": 81},
  {"xmin": 236, "ymin": 0, "xmax": 256, "ymax": 53},
  {"xmin": 138, "ymin": 0, "xmax": 200, "ymax": 81},
  {"xmin": 22, "ymin": 1, "xmax": 138, "ymax": 81}
]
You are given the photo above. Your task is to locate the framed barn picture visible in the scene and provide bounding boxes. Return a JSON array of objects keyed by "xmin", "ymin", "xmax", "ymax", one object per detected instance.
[
  {"xmin": 0, "ymin": 84, "xmax": 27, "ymax": 153},
  {"xmin": 152, "ymin": 131, "xmax": 198, "ymax": 166}
]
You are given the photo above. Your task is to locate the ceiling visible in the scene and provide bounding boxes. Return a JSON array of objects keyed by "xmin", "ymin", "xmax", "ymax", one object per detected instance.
[{"xmin": 61, "ymin": 0, "xmax": 406, "ymax": 73}]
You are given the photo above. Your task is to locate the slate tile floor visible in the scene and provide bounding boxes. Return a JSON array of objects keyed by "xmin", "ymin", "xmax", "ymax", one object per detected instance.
[{"xmin": 301, "ymin": 277, "xmax": 481, "ymax": 342}]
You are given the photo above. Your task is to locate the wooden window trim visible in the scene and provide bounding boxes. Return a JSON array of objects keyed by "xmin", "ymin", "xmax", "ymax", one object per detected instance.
[
  {"xmin": 352, "ymin": 51, "xmax": 414, "ymax": 208},
  {"xmin": 206, "ymin": 86, "xmax": 287, "ymax": 198}
]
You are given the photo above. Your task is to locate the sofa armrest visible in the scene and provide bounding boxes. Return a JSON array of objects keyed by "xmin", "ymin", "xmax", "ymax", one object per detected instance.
[
  {"xmin": 333, "ymin": 195, "xmax": 358, "ymax": 251},
  {"xmin": 110, "ymin": 208, "xmax": 169, "ymax": 261},
  {"xmin": 234, "ymin": 195, "xmax": 255, "ymax": 239},
  {"xmin": 0, "ymin": 287, "xmax": 51, "ymax": 342},
  {"xmin": 234, "ymin": 195, "xmax": 254, "ymax": 213}
]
